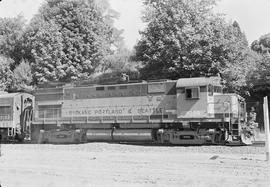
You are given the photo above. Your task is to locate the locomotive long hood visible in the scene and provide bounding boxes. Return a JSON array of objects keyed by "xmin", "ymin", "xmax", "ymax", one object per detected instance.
[{"xmin": 176, "ymin": 77, "xmax": 221, "ymax": 88}]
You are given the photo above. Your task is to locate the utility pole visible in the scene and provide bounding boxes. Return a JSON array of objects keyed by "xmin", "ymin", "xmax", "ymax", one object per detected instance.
[
  {"xmin": 0, "ymin": 134, "xmax": 1, "ymax": 157},
  {"xmin": 263, "ymin": 96, "xmax": 270, "ymax": 161}
]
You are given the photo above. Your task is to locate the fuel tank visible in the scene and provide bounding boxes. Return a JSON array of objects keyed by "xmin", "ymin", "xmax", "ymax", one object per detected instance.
[
  {"xmin": 86, "ymin": 129, "xmax": 113, "ymax": 141},
  {"xmin": 112, "ymin": 129, "xmax": 153, "ymax": 142}
]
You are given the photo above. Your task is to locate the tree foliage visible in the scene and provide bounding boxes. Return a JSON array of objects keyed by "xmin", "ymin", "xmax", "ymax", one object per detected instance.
[
  {"xmin": 12, "ymin": 59, "xmax": 33, "ymax": 91},
  {"xmin": 251, "ymin": 33, "xmax": 270, "ymax": 54},
  {"xmin": 0, "ymin": 0, "xmax": 262, "ymax": 96},
  {"xmin": 103, "ymin": 48, "xmax": 138, "ymax": 73},
  {"xmin": 249, "ymin": 33, "xmax": 270, "ymax": 94},
  {"xmin": 0, "ymin": 15, "xmax": 26, "ymax": 66},
  {"xmin": 133, "ymin": 0, "xmax": 252, "ymax": 89},
  {"xmin": 23, "ymin": 0, "xmax": 119, "ymax": 84},
  {"xmin": 221, "ymin": 48, "xmax": 261, "ymax": 94},
  {"xmin": 0, "ymin": 56, "xmax": 14, "ymax": 91}
]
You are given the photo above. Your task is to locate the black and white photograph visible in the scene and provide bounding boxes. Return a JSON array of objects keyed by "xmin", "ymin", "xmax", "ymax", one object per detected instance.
[{"xmin": 0, "ymin": 0, "xmax": 270, "ymax": 186}]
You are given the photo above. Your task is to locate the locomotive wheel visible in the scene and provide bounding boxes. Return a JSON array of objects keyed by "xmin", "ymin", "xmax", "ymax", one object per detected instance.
[
  {"xmin": 43, "ymin": 139, "xmax": 49, "ymax": 144},
  {"xmin": 81, "ymin": 134, "xmax": 87, "ymax": 143},
  {"xmin": 15, "ymin": 133, "xmax": 25, "ymax": 143},
  {"xmin": 214, "ymin": 133, "xmax": 226, "ymax": 145},
  {"xmin": 240, "ymin": 133, "xmax": 254, "ymax": 145},
  {"xmin": 218, "ymin": 133, "xmax": 226, "ymax": 145}
]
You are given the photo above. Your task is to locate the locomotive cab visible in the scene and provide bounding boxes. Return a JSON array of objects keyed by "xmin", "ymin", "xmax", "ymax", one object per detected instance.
[
  {"xmin": 176, "ymin": 77, "xmax": 221, "ymax": 119},
  {"xmin": 175, "ymin": 77, "xmax": 248, "ymax": 145}
]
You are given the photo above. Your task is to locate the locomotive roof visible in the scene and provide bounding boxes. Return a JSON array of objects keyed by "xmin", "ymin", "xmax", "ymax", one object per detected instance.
[
  {"xmin": 36, "ymin": 79, "xmax": 177, "ymax": 90},
  {"xmin": 0, "ymin": 92, "xmax": 33, "ymax": 99},
  {"xmin": 36, "ymin": 76, "xmax": 221, "ymax": 90},
  {"xmin": 176, "ymin": 77, "xmax": 221, "ymax": 88},
  {"xmin": 0, "ymin": 93, "xmax": 21, "ymax": 99}
]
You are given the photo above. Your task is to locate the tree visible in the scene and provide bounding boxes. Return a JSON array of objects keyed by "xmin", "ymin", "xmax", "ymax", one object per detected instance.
[
  {"xmin": 251, "ymin": 33, "xmax": 270, "ymax": 55},
  {"xmin": 12, "ymin": 59, "xmax": 33, "ymax": 92},
  {"xmin": 249, "ymin": 33, "xmax": 270, "ymax": 94},
  {"xmin": 103, "ymin": 48, "xmax": 138, "ymax": 72},
  {"xmin": 0, "ymin": 15, "xmax": 26, "ymax": 66},
  {"xmin": 133, "ymin": 0, "xmax": 251, "ymax": 84},
  {"xmin": 221, "ymin": 48, "xmax": 261, "ymax": 94},
  {"xmin": 0, "ymin": 56, "xmax": 14, "ymax": 91},
  {"xmin": 23, "ymin": 0, "xmax": 120, "ymax": 84},
  {"xmin": 244, "ymin": 34, "xmax": 270, "ymax": 129}
]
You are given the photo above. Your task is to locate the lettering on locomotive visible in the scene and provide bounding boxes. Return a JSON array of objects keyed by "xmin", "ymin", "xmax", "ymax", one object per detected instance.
[{"xmin": 64, "ymin": 106, "xmax": 163, "ymax": 117}]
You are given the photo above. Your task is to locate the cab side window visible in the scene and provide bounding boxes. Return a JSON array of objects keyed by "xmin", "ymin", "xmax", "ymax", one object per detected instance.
[
  {"xmin": 208, "ymin": 85, "xmax": 213, "ymax": 96},
  {"xmin": 185, "ymin": 87, "xmax": 199, "ymax": 99},
  {"xmin": 0, "ymin": 106, "xmax": 11, "ymax": 120}
]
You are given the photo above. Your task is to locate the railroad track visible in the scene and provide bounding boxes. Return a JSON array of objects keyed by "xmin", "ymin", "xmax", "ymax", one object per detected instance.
[{"xmin": 252, "ymin": 141, "xmax": 265, "ymax": 146}]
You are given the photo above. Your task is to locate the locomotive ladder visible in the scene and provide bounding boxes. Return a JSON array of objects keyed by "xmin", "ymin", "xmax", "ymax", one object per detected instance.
[{"xmin": 23, "ymin": 108, "xmax": 33, "ymax": 140}]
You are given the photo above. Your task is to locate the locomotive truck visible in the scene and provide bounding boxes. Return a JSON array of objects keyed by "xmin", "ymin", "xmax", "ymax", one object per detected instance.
[
  {"xmin": 38, "ymin": 128, "xmax": 86, "ymax": 144},
  {"xmin": 32, "ymin": 76, "xmax": 253, "ymax": 145}
]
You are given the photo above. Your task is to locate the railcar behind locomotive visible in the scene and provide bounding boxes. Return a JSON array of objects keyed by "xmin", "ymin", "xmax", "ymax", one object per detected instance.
[
  {"xmin": 32, "ymin": 76, "xmax": 252, "ymax": 145},
  {"xmin": 0, "ymin": 93, "xmax": 34, "ymax": 141}
]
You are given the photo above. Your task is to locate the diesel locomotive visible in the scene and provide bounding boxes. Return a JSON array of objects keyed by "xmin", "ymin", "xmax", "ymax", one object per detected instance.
[{"xmin": 31, "ymin": 76, "xmax": 252, "ymax": 145}]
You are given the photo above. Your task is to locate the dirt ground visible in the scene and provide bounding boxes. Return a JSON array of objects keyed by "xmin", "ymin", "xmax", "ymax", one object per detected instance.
[{"xmin": 0, "ymin": 143, "xmax": 269, "ymax": 187}]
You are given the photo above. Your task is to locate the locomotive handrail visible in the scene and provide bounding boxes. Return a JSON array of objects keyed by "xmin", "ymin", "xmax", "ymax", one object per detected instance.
[{"xmin": 223, "ymin": 101, "xmax": 231, "ymax": 130}]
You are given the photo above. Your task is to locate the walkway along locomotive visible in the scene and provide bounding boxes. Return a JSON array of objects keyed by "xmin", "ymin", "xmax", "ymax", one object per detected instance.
[{"xmin": 32, "ymin": 76, "xmax": 253, "ymax": 145}]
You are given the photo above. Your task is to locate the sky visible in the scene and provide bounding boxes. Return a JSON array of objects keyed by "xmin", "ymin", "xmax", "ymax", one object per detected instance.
[{"xmin": 0, "ymin": 0, "xmax": 269, "ymax": 49}]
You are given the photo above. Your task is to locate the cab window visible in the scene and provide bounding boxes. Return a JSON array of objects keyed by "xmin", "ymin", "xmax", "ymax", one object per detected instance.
[
  {"xmin": 214, "ymin": 86, "xmax": 222, "ymax": 93},
  {"xmin": 0, "ymin": 106, "xmax": 11, "ymax": 120},
  {"xmin": 185, "ymin": 87, "xmax": 199, "ymax": 99},
  {"xmin": 208, "ymin": 85, "xmax": 213, "ymax": 96}
]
